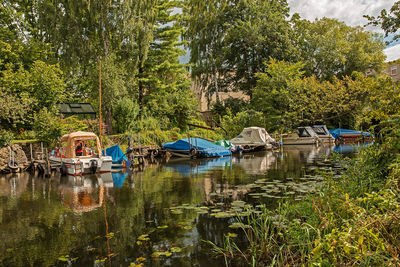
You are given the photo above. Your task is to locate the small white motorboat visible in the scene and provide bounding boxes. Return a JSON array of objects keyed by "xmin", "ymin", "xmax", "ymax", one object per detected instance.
[
  {"xmin": 282, "ymin": 127, "xmax": 321, "ymax": 146},
  {"xmin": 312, "ymin": 125, "xmax": 335, "ymax": 143},
  {"xmin": 50, "ymin": 131, "xmax": 112, "ymax": 176}
]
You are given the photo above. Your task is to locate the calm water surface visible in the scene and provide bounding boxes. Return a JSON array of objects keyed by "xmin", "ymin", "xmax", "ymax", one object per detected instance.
[{"xmin": 0, "ymin": 144, "xmax": 361, "ymax": 266}]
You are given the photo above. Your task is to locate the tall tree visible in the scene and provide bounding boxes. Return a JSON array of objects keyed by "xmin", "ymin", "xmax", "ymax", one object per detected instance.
[
  {"xmin": 142, "ymin": 0, "xmax": 197, "ymax": 128},
  {"xmin": 365, "ymin": 1, "xmax": 400, "ymax": 43},
  {"xmin": 184, "ymin": 0, "xmax": 296, "ymax": 103},
  {"xmin": 31, "ymin": 0, "xmax": 158, "ymax": 131},
  {"xmin": 292, "ymin": 17, "xmax": 385, "ymax": 80}
]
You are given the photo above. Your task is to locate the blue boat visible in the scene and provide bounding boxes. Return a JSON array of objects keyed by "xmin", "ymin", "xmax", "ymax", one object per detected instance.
[
  {"xmin": 329, "ymin": 129, "xmax": 373, "ymax": 141},
  {"xmin": 163, "ymin": 138, "xmax": 231, "ymax": 158},
  {"xmin": 102, "ymin": 145, "xmax": 128, "ymax": 168}
]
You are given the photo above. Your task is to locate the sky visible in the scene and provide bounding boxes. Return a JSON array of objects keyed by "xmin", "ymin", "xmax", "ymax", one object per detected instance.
[
  {"xmin": 287, "ymin": 0, "xmax": 396, "ymax": 28},
  {"xmin": 287, "ymin": 0, "xmax": 400, "ymax": 61}
]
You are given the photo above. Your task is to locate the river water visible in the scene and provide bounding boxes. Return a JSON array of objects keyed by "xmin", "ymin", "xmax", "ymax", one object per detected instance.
[{"xmin": 0, "ymin": 144, "xmax": 364, "ymax": 266}]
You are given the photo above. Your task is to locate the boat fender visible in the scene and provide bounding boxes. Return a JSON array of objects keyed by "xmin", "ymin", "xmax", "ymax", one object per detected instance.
[{"xmin": 90, "ymin": 159, "xmax": 98, "ymax": 174}]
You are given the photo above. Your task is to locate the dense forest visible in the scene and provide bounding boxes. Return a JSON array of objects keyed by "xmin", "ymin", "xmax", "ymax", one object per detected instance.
[{"xmin": 0, "ymin": 0, "xmax": 399, "ymax": 146}]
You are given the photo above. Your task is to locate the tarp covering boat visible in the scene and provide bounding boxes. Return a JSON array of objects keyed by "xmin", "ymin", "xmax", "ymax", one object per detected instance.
[
  {"xmin": 163, "ymin": 138, "xmax": 231, "ymax": 157},
  {"xmin": 329, "ymin": 129, "xmax": 373, "ymax": 139},
  {"xmin": 230, "ymin": 127, "xmax": 275, "ymax": 145},
  {"xmin": 214, "ymin": 139, "xmax": 232, "ymax": 148},
  {"xmin": 102, "ymin": 145, "xmax": 127, "ymax": 164}
]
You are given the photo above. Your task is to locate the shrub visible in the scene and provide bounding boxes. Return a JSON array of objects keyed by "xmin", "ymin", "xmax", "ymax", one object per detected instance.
[
  {"xmin": 0, "ymin": 130, "xmax": 14, "ymax": 148},
  {"xmin": 113, "ymin": 98, "xmax": 140, "ymax": 133},
  {"xmin": 33, "ymin": 108, "xmax": 62, "ymax": 147},
  {"xmin": 221, "ymin": 109, "xmax": 266, "ymax": 139}
]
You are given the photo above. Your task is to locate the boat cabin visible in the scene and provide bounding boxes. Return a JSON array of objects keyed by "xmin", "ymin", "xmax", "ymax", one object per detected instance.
[
  {"xmin": 297, "ymin": 126, "xmax": 318, "ymax": 138},
  {"xmin": 312, "ymin": 125, "xmax": 335, "ymax": 143},
  {"xmin": 312, "ymin": 125, "xmax": 330, "ymax": 137},
  {"xmin": 58, "ymin": 131, "xmax": 102, "ymax": 159}
]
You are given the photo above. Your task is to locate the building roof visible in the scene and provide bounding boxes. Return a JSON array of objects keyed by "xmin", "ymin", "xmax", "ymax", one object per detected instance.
[{"xmin": 59, "ymin": 103, "xmax": 96, "ymax": 115}]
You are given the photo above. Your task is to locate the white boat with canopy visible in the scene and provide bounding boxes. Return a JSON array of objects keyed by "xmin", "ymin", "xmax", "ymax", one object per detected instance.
[
  {"xmin": 230, "ymin": 127, "xmax": 276, "ymax": 152},
  {"xmin": 50, "ymin": 131, "xmax": 112, "ymax": 176}
]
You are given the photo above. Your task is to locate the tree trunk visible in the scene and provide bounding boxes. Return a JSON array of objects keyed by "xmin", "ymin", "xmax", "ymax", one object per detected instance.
[
  {"xmin": 105, "ymin": 107, "xmax": 113, "ymax": 134},
  {"xmin": 138, "ymin": 65, "xmax": 144, "ymax": 112}
]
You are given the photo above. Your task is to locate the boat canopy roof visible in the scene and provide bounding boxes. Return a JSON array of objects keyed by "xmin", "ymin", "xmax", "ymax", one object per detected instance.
[
  {"xmin": 164, "ymin": 138, "xmax": 231, "ymax": 157},
  {"xmin": 60, "ymin": 131, "xmax": 102, "ymax": 158},
  {"xmin": 297, "ymin": 127, "xmax": 318, "ymax": 138},
  {"xmin": 230, "ymin": 127, "xmax": 275, "ymax": 145}
]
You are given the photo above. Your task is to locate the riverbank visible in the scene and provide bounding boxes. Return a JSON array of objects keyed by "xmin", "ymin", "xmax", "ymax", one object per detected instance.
[{"xmin": 211, "ymin": 122, "xmax": 400, "ymax": 266}]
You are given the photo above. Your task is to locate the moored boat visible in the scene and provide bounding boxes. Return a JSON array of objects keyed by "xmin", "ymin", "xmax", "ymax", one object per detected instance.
[
  {"xmin": 329, "ymin": 129, "xmax": 374, "ymax": 143},
  {"xmin": 230, "ymin": 127, "xmax": 277, "ymax": 152},
  {"xmin": 282, "ymin": 126, "xmax": 320, "ymax": 146},
  {"xmin": 163, "ymin": 138, "xmax": 231, "ymax": 158},
  {"xmin": 312, "ymin": 125, "xmax": 335, "ymax": 143},
  {"xmin": 50, "ymin": 131, "xmax": 112, "ymax": 176},
  {"xmin": 102, "ymin": 145, "xmax": 128, "ymax": 169}
]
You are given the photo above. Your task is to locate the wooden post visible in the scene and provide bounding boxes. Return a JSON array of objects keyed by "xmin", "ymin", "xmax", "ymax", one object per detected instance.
[
  {"xmin": 99, "ymin": 58, "xmax": 102, "ymax": 145},
  {"xmin": 30, "ymin": 143, "xmax": 33, "ymax": 162},
  {"xmin": 41, "ymin": 142, "xmax": 44, "ymax": 160},
  {"xmin": 138, "ymin": 134, "xmax": 141, "ymax": 155},
  {"xmin": 45, "ymin": 148, "xmax": 50, "ymax": 177}
]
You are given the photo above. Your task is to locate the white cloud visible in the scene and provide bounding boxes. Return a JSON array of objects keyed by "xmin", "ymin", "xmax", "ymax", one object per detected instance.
[
  {"xmin": 288, "ymin": 0, "xmax": 396, "ymax": 28},
  {"xmin": 384, "ymin": 44, "xmax": 400, "ymax": 61}
]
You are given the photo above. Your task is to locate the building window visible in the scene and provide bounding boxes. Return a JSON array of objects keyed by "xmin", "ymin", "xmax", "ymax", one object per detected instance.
[{"xmin": 391, "ymin": 65, "xmax": 397, "ymax": 76}]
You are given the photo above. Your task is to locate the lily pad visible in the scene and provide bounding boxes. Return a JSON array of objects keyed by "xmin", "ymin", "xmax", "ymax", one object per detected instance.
[
  {"xmin": 170, "ymin": 247, "xmax": 182, "ymax": 253},
  {"xmin": 58, "ymin": 255, "xmax": 69, "ymax": 262},
  {"xmin": 229, "ymin": 222, "xmax": 250, "ymax": 229},
  {"xmin": 231, "ymin": 201, "xmax": 246, "ymax": 207},
  {"xmin": 152, "ymin": 251, "xmax": 172, "ymax": 258},
  {"xmin": 213, "ymin": 212, "xmax": 234, "ymax": 218},
  {"xmin": 138, "ymin": 234, "xmax": 150, "ymax": 241},
  {"xmin": 171, "ymin": 209, "xmax": 183, "ymax": 215}
]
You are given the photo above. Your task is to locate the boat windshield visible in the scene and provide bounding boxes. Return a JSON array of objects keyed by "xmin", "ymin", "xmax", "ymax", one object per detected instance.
[
  {"xmin": 298, "ymin": 127, "xmax": 311, "ymax": 137},
  {"xmin": 312, "ymin": 126, "xmax": 328, "ymax": 136}
]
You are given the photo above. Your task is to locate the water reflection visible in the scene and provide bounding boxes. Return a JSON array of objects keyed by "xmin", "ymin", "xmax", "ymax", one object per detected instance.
[
  {"xmin": 164, "ymin": 157, "xmax": 232, "ymax": 177},
  {"xmin": 333, "ymin": 142, "xmax": 373, "ymax": 154},
  {"xmin": 232, "ymin": 151, "xmax": 276, "ymax": 175},
  {"xmin": 0, "ymin": 144, "xmax": 361, "ymax": 267},
  {"xmin": 58, "ymin": 175, "xmax": 105, "ymax": 213},
  {"xmin": 0, "ymin": 173, "xmax": 30, "ymax": 198}
]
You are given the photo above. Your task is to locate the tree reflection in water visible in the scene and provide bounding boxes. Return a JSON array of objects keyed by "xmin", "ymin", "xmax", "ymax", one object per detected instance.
[{"xmin": 0, "ymin": 145, "xmax": 350, "ymax": 266}]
